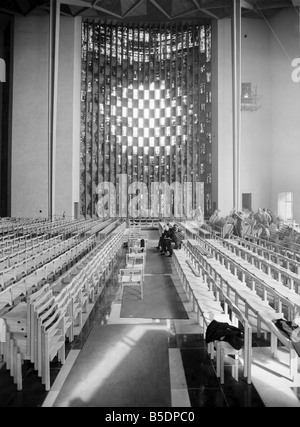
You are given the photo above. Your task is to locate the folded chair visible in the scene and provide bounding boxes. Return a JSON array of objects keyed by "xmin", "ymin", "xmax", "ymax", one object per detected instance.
[
  {"xmin": 40, "ymin": 308, "xmax": 67, "ymax": 391},
  {"xmin": 2, "ymin": 285, "xmax": 53, "ymax": 390}
]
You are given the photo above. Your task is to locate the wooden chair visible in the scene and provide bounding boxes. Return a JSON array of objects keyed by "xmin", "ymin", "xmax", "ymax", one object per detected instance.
[
  {"xmin": 118, "ymin": 267, "xmax": 144, "ymax": 299},
  {"xmin": 214, "ymin": 288, "xmax": 252, "ymax": 385},
  {"xmin": 35, "ymin": 288, "xmax": 72, "ymax": 381},
  {"xmin": 40, "ymin": 308, "xmax": 67, "ymax": 391},
  {"xmin": 66, "ymin": 276, "xmax": 87, "ymax": 331},
  {"xmin": 126, "ymin": 253, "xmax": 146, "ymax": 270},
  {"xmin": 129, "ymin": 246, "xmax": 145, "ymax": 254},
  {"xmin": 1, "ymin": 285, "xmax": 53, "ymax": 390}
]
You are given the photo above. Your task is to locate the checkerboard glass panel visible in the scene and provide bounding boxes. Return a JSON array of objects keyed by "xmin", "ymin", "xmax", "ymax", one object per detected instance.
[{"xmin": 81, "ymin": 21, "xmax": 212, "ymax": 219}]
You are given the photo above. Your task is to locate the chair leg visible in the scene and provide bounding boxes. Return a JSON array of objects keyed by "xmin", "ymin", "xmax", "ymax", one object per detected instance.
[
  {"xmin": 12, "ymin": 344, "xmax": 18, "ymax": 384},
  {"xmin": 220, "ymin": 347, "xmax": 225, "ymax": 385},
  {"xmin": 8, "ymin": 338, "xmax": 16, "ymax": 378},
  {"xmin": 45, "ymin": 358, "xmax": 50, "ymax": 391},
  {"xmin": 4, "ymin": 332, "xmax": 10, "ymax": 369},
  {"xmin": 271, "ymin": 333, "xmax": 278, "ymax": 358},
  {"xmin": 59, "ymin": 344, "xmax": 66, "ymax": 365},
  {"xmin": 0, "ymin": 342, "xmax": 4, "ymax": 361},
  {"xmin": 289, "ymin": 348, "xmax": 297, "ymax": 381},
  {"xmin": 16, "ymin": 353, "xmax": 23, "ymax": 391},
  {"xmin": 232, "ymin": 354, "xmax": 239, "ymax": 382},
  {"xmin": 216, "ymin": 342, "xmax": 221, "ymax": 378}
]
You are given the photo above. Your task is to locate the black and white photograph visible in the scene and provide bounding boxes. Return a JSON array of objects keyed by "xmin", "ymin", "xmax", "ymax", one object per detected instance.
[{"xmin": 0, "ymin": 0, "xmax": 300, "ymax": 410}]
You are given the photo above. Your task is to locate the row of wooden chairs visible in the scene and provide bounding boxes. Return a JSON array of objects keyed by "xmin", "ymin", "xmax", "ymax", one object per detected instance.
[
  {"xmin": 245, "ymin": 234, "xmax": 300, "ymax": 263},
  {"xmin": 70, "ymin": 219, "xmax": 107, "ymax": 237},
  {"xmin": 0, "ymin": 235, "xmax": 97, "ymax": 314},
  {"xmin": 0, "ymin": 221, "xmax": 121, "ymax": 307},
  {"xmin": 184, "ymin": 239, "xmax": 299, "ymax": 381},
  {"xmin": 0, "ymin": 217, "xmax": 48, "ymax": 235},
  {"xmin": 2, "ymin": 285, "xmax": 77, "ymax": 391},
  {"xmin": 229, "ymin": 234, "xmax": 300, "ymax": 274},
  {"xmin": 176, "ymin": 221, "xmax": 198, "ymax": 239},
  {"xmin": 0, "ymin": 233, "xmax": 49, "ymax": 255},
  {"xmin": 86, "ymin": 219, "xmax": 119, "ymax": 238},
  {"xmin": 0, "ymin": 234, "xmax": 65, "ymax": 271},
  {"xmin": 0, "ymin": 234, "xmax": 82, "ymax": 291},
  {"xmin": 172, "ymin": 244, "xmax": 252, "ymax": 385},
  {"xmin": 217, "ymin": 237, "xmax": 300, "ymax": 293},
  {"xmin": 0, "ymin": 218, "xmax": 82, "ymax": 240},
  {"xmin": 202, "ymin": 238, "xmax": 300, "ymax": 319},
  {"xmin": 0, "ymin": 226, "xmax": 126, "ymax": 391},
  {"xmin": 0, "ymin": 218, "xmax": 111, "ymax": 246}
]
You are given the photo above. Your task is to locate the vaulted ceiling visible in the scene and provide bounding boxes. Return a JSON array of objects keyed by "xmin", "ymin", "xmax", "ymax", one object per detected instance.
[{"xmin": 0, "ymin": 0, "xmax": 299, "ymax": 22}]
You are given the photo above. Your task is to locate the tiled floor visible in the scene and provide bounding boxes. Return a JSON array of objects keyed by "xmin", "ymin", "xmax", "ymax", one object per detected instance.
[{"xmin": 0, "ymin": 229, "xmax": 300, "ymax": 407}]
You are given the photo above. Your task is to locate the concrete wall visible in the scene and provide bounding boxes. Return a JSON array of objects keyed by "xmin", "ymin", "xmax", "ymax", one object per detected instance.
[
  {"xmin": 213, "ymin": 18, "xmax": 234, "ymax": 216},
  {"xmin": 55, "ymin": 17, "xmax": 81, "ymax": 219},
  {"xmin": 11, "ymin": 15, "xmax": 81, "ymax": 218},
  {"xmin": 240, "ymin": 18, "xmax": 272, "ymax": 212},
  {"xmin": 213, "ymin": 15, "xmax": 299, "ymax": 217},
  {"xmin": 269, "ymin": 8, "xmax": 300, "ymax": 221},
  {"xmin": 11, "ymin": 16, "xmax": 49, "ymax": 218}
]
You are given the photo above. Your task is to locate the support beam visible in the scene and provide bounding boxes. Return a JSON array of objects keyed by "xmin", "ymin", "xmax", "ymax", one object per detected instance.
[
  {"xmin": 60, "ymin": 4, "xmax": 75, "ymax": 16},
  {"xmin": 14, "ymin": 0, "xmax": 31, "ymax": 15},
  {"xmin": 74, "ymin": 7, "xmax": 90, "ymax": 17},
  {"xmin": 258, "ymin": 2, "xmax": 296, "ymax": 9},
  {"xmin": 39, "ymin": 4, "xmax": 72, "ymax": 16},
  {"xmin": 241, "ymin": 0, "xmax": 254, "ymax": 10},
  {"xmin": 93, "ymin": 5, "xmax": 123, "ymax": 19},
  {"xmin": 149, "ymin": 0, "xmax": 172, "ymax": 20},
  {"xmin": 48, "ymin": 0, "xmax": 61, "ymax": 219},
  {"xmin": 61, "ymin": 0, "xmax": 91, "ymax": 7},
  {"xmin": 191, "ymin": 0, "xmax": 220, "ymax": 19},
  {"xmin": 123, "ymin": 0, "xmax": 145, "ymax": 18},
  {"xmin": 200, "ymin": 0, "xmax": 231, "ymax": 9},
  {"xmin": 200, "ymin": 8, "xmax": 220, "ymax": 19},
  {"xmin": 62, "ymin": 0, "xmax": 124, "ymax": 18},
  {"xmin": 231, "ymin": 0, "xmax": 242, "ymax": 211},
  {"xmin": 0, "ymin": 7, "xmax": 22, "ymax": 16}
]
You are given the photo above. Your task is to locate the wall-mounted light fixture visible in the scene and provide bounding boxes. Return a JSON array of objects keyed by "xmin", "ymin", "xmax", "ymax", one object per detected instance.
[{"xmin": 241, "ymin": 82, "xmax": 261, "ymax": 111}]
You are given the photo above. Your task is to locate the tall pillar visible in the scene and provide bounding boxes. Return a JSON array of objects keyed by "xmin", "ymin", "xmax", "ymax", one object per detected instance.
[
  {"xmin": 232, "ymin": 0, "xmax": 242, "ymax": 211},
  {"xmin": 48, "ymin": 0, "xmax": 60, "ymax": 219}
]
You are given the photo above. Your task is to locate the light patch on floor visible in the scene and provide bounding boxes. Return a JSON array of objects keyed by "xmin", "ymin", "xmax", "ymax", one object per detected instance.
[
  {"xmin": 169, "ymin": 348, "xmax": 191, "ymax": 407},
  {"xmin": 42, "ymin": 350, "xmax": 81, "ymax": 407}
]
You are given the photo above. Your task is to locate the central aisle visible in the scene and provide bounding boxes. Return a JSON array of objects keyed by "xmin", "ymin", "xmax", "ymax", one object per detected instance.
[{"xmin": 50, "ymin": 230, "xmax": 189, "ymax": 407}]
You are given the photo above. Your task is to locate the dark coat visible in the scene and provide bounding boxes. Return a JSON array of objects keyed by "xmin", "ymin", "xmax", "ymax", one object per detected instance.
[
  {"xmin": 273, "ymin": 319, "xmax": 300, "ymax": 357},
  {"xmin": 205, "ymin": 320, "xmax": 244, "ymax": 350}
]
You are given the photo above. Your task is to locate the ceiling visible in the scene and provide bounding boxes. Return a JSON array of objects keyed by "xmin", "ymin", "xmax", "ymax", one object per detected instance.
[{"xmin": 0, "ymin": 0, "xmax": 299, "ymax": 22}]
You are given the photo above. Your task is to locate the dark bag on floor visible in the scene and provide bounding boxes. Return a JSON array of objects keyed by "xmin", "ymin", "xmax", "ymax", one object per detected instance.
[
  {"xmin": 273, "ymin": 319, "xmax": 300, "ymax": 357},
  {"xmin": 205, "ymin": 319, "xmax": 244, "ymax": 350}
]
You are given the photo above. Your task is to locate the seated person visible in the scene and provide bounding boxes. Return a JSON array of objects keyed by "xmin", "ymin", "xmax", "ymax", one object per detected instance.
[
  {"xmin": 173, "ymin": 227, "xmax": 184, "ymax": 250},
  {"xmin": 160, "ymin": 225, "xmax": 184, "ymax": 257},
  {"xmin": 156, "ymin": 223, "xmax": 170, "ymax": 251},
  {"xmin": 160, "ymin": 225, "xmax": 175, "ymax": 256}
]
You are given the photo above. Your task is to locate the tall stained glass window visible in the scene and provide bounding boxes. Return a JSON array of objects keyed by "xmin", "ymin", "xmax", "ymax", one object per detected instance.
[{"xmin": 80, "ymin": 21, "xmax": 212, "ymax": 219}]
